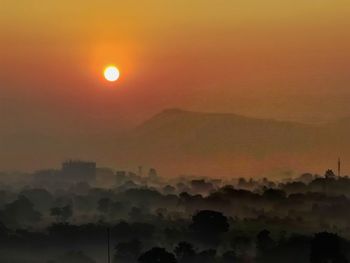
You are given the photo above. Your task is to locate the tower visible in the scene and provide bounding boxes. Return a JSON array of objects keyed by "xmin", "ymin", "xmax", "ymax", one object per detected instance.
[{"xmin": 338, "ymin": 157, "xmax": 341, "ymax": 177}]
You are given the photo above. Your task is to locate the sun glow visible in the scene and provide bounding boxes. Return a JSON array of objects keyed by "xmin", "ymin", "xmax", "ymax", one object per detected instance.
[{"xmin": 103, "ymin": 66, "xmax": 120, "ymax": 82}]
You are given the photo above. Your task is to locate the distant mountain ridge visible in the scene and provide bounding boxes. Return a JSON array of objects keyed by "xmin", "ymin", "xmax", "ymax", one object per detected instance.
[
  {"xmin": 111, "ymin": 108, "xmax": 350, "ymax": 177},
  {"xmin": 135, "ymin": 108, "xmax": 312, "ymax": 131},
  {"xmin": 125, "ymin": 108, "xmax": 316, "ymax": 153},
  {"xmin": 2, "ymin": 108, "xmax": 349, "ymax": 176}
]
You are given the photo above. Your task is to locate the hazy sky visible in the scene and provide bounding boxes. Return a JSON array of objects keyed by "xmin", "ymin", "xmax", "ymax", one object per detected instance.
[{"xmin": 1, "ymin": 0, "xmax": 350, "ymax": 171}]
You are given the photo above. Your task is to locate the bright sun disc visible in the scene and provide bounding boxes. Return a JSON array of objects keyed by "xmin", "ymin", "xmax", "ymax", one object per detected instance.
[{"xmin": 104, "ymin": 66, "xmax": 120, "ymax": 82}]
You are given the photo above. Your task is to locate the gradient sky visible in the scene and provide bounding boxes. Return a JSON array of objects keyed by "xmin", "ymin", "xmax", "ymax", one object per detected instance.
[{"xmin": 1, "ymin": 0, "xmax": 350, "ymax": 170}]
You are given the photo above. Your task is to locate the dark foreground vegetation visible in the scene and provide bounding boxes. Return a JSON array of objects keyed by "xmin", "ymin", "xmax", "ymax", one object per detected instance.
[{"xmin": 0, "ymin": 168, "xmax": 350, "ymax": 262}]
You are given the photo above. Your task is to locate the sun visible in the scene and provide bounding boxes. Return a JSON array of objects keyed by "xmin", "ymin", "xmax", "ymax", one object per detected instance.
[{"xmin": 103, "ymin": 65, "xmax": 120, "ymax": 82}]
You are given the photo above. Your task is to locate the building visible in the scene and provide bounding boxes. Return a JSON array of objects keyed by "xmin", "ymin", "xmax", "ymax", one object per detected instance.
[{"xmin": 61, "ymin": 160, "xmax": 96, "ymax": 183}]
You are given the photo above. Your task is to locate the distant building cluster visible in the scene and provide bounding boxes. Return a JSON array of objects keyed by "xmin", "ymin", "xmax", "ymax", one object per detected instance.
[
  {"xmin": 33, "ymin": 160, "xmax": 159, "ymax": 187},
  {"xmin": 33, "ymin": 160, "xmax": 97, "ymax": 186}
]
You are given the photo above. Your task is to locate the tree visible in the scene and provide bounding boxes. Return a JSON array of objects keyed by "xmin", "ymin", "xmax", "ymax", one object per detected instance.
[
  {"xmin": 3, "ymin": 195, "xmax": 42, "ymax": 226},
  {"xmin": 310, "ymin": 232, "xmax": 348, "ymax": 263},
  {"xmin": 50, "ymin": 207, "xmax": 61, "ymax": 221},
  {"xmin": 262, "ymin": 189, "xmax": 286, "ymax": 201},
  {"xmin": 163, "ymin": 185, "xmax": 176, "ymax": 195},
  {"xmin": 0, "ymin": 221, "xmax": 9, "ymax": 241},
  {"xmin": 221, "ymin": 250, "xmax": 237, "ymax": 263},
  {"xmin": 114, "ymin": 239, "xmax": 142, "ymax": 263},
  {"xmin": 97, "ymin": 198, "xmax": 112, "ymax": 214},
  {"xmin": 174, "ymin": 242, "xmax": 196, "ymax": 263},
  {"xmin": 256, "ymin": 230, "xmax": 275, "ymax": 262},
  {"xmin": 231, "ymin": 235, "xmax": 252, "ymax": 255},
  {"xmin": 20, "ymin": 188, "xmax": 54, "ymax": 211},
  {"xmin": 196, "ymin": 249, "xmax": 217, "ymax": 263},
  {"xmin": 257, "ymin": 230, "xmax": 274, "ymax": 252},
  {"xmin": 190, "ymin": 210, "xmax": 229, "ymax": 243},
  {"xmin": 61, "ymin": 205, "xmax": 73, "ymax": 221},
  {"xmin": 56, "ymin": 250, "xmax": 96, "ymax": 263},
  {"xmin": 325, "ymin": 169, "xmax": 336, "ymax": 179},
  {"xmin": 138, "ymin": 247, "xmax": 177, "ymax": 263},
  {"xmin": 50, "ymin": 205, "xmax": 73, "ymax": 223}
]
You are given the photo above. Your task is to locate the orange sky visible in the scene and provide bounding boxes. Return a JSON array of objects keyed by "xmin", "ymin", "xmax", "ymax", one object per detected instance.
[{"xmin": 1, "ymin": 0, "xmax": 350, "ymax": 171}]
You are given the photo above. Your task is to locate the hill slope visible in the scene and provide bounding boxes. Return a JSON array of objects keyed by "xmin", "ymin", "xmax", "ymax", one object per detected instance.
[
  {"xmin": 122, "ymin": 108, "xmax": 317, "ymax": 155},
  {"xmin": 112, "ymin": 109, "xmax": 350, "ymax": 177}
]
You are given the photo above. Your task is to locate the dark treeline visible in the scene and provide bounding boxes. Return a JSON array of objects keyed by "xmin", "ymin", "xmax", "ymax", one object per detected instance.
[{"xmin": 0, "ymin": 168, "xmax": 350, "ymax": 262}]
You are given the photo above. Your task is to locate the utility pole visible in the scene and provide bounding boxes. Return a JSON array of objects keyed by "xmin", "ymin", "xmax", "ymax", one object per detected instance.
[
  {"xmin": 107, "ymin": 227, "xmax": 111, "ymax": 263},
  {"xmin": 338, "ymin": 157, "xmax": 341, "ymax": 177}
]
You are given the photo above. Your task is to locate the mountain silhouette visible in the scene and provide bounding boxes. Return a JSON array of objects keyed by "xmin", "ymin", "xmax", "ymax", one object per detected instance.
[
  {"xmin": 111, "ymin": 108, "xmax": 350, "ymax": 177},
  {"xmin": 3, "ymin": 108, "xmax": 349, "ymax": 177},
  {"xmin": 121, "ymin": 108, "xmax": 316, "ymax": 155}
]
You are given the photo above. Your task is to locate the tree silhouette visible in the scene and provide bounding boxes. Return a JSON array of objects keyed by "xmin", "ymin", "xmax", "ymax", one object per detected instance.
[
  {"xmin": 196, "ymin": 249, "xmax": 217, "ymax": 263},
  {"xmin": 138, "ymin": 247, "xmax": 177, "ymax": 263},
  {"xmin": 263, "ymin": 188, "xmax": 286, "ymax": 201},
  {"xmin": 174, "ymin": 242, "xmax": 196, "ymax": 263},
  {"xmin": 20, "ymin": 188, "xmax": 54, "ymax": 211},
  {"xmin": 256, "ymin": 229, "xmax": 275, "ymax": 262},
  {"xmin": 190, "ymin": 210, "xmax": 229, "ymax": 243},
  {"xmin": 3, "ymin": 195, "xmax": 42, "ymax": 226},
  {"xmin": 310, "ymin": 232, "xmax": 348, "ymax": 263},
  {"xmin": 114, "ymin": 239, "xmax": 142, "ymax": 263},
  {"xmin": 50, "ymin": 205, "xmax": 72, "ymax": 223},
  {"xmin": 221, "ymin": 250, "xmax": 237, "ymax": 263},
  {"xmin": 56, "ymin": 250, "xmax": 96, "ymax": 263},
  {"xmin": 97, "ymin": 198, "xmax": 112, "ymax": 214},
  {"xmin": 324, "ymin": 170, "xmax": 336, "ymax": 179},
  {"xmin": 231, "ymin": 235, "xmax": 252, "ymax": 255}
]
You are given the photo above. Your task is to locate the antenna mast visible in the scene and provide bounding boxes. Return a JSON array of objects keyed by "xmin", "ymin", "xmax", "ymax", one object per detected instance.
[{"xmin": 107, "ymin": 228, "xmax": 111, "ymax": 263}]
